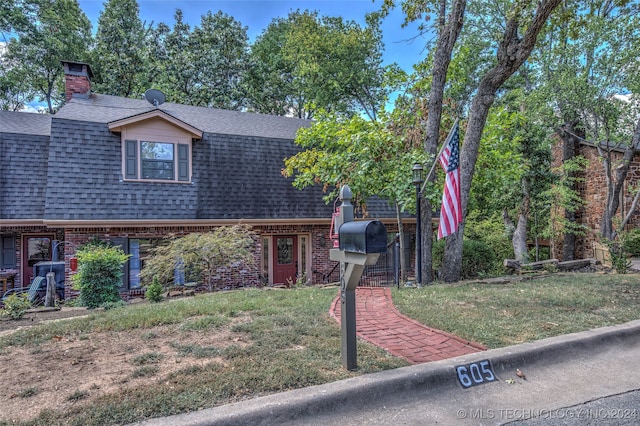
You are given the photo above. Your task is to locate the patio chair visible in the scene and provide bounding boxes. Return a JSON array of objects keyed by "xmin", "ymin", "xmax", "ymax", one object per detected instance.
[{"xmin": 1, "ymin": 276, "xmax": 46, "ymax": 305}]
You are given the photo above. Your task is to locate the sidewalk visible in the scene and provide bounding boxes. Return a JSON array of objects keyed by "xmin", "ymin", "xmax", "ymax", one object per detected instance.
[{"xmin": 329, "ymin": 287, "xmax": 486, "ymax": 363}]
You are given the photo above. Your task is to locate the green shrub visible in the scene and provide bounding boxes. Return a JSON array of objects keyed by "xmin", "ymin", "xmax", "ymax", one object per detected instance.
[
  {"xmin": 606, "ymin": 239, "xmax": 631, "ymax": 274},
  {"xmin": 432, "ymin": 239, "xmax": 497, "ymax": 280},
  {"xmin": 72, "ymin": 245, "xmax": 129, "ymax": 309},
  {"xmin": 464, "ymin": 212, "xmax": 514, "ymax": 264},
  {"xmin": 1, "ymin": 293, "xmax": 31, "ymax": 319},
  {"xmin": 145, "ymin": 276, "xmax": 164, "ymax": 303},
  {"xmin": 623, "ymin": 228, "xmax": 640, "ymax": 256}
]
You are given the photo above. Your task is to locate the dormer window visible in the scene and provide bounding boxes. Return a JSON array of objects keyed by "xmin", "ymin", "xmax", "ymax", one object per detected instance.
[
  {"xmin": 108, "ymin": 110, "xmax": 203, "ymax": 184},
  {"xmin": 125, "ymin": 140, "xmax": 190, "ymax": 182}
]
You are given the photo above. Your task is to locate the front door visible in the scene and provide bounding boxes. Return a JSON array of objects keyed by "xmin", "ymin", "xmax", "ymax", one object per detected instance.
[
  {"xmin": 273, "ymin": 236, "xmax": 298, "ymax": 286},
  {"xmin": 22, "ymin": 234, "xmax": 54, "ymax": 286}
]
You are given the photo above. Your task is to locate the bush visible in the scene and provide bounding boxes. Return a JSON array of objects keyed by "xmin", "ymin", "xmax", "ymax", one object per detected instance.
[
  {"xmin": 464, "ymin": 212, "xmax": 514, "ymax": 264},
  {"xmin": 72, "ymin": 245, "xmax": 129, "ymax": 309},
  {"xmin": 623, "ymin": 228, "xmax": 640, "ymax": 256},
  {"xmin": 1, "ymin": 293, "xmax": 31, "ymax": 319},
  {"xmin": 145, "ymin": 276, "xmax": 164, "ymax": 303},
  {"xmin": 432, "ymin": 239, "xmax": 497, "ymax": 280}
]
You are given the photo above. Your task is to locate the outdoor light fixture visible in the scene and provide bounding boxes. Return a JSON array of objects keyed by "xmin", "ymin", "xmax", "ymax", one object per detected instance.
[{"xmin": 412, "ymin": 163, "xmax": 424, "ymax": 287}]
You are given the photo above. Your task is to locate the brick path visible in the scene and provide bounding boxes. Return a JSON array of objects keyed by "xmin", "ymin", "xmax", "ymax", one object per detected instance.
[{"xmin": 330, "ymin": 287, "xmax": 487, "ymax": 364}]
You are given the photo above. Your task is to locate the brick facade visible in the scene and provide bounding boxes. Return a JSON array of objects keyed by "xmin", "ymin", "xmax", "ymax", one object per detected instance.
[{"xmin": 553, "ymin": 140, "xmax": 640, "ymax": 260}]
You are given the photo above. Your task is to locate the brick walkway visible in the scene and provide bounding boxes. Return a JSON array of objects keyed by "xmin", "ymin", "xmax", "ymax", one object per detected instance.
[{"xmin": 330, "ymin": 287, "xmax": 487, "ymax": 364}]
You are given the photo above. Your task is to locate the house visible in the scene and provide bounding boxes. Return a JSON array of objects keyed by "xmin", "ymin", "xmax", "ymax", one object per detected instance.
[{"xmin": 0, "ymin": 61, "xmax": 400, "ymax": 297}]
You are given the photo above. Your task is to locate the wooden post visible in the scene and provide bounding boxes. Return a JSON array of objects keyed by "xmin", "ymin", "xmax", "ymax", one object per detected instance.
[{"xmin": 45, "ymin": 272, "xmax": 56, "ymax": 307}]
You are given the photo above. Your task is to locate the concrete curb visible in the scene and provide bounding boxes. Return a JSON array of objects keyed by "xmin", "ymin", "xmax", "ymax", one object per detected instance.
[{"xmin": 132, "ymin": 319, "xmax": 640, "ymax": 426}]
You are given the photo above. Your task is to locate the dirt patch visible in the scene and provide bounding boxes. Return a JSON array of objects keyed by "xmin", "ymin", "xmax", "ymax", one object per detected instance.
[
  {"xmin": 0, "ymin": 307, "xmax": 93, "ymax": 336},
  {"xmin": 0, "ymin": 306, "xmax": 250, "ymax": 423}
]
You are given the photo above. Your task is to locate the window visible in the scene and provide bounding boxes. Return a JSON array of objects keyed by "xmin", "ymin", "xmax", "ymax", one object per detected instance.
[
  {"xmin": 125, "ymin": 140, "xmax": 190, "ymax": 182},
  {"xmin": 1, "ymin": 235, "xmax": 16, "ymax": 269}
]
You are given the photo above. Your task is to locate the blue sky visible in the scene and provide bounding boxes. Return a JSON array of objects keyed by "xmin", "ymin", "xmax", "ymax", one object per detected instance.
[{"xmin": 76, "ymin": 0, "xmax": 429, "ymax": 73}]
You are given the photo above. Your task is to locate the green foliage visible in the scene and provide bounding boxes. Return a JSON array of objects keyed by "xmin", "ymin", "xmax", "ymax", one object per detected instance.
[
  {"xmin": 283, "ymin": 109, "xmax": 431, "ymax": 213},
  {"xmin": 150, "ymin": 9, "xmax": 250, "ymax": 109},
  {"xmin": 72, "ymin": 245, "xmax": 129, "ymax": 309},
  {"xmin": 605, "ymin": 234, "xmax": 632, "ymax": 275},
  {"xmin": 3, "ymin": 0, "xmax": 92, "ymax": 113},
  {"xmin": 542, "ymin": 157, "xmax": 589, "ymax": 242},
  {"xmin": 0, "ymin": 293, "xmax": 31, "ymax": 320},
  {"xmin": 432, "ymin": 238, "xmax": 497, "ymax": 279},
  {"xmin": 246, "ymin": 10, "xmax": 387, "ymax": 119},
  {"xmin": 139, "ymin": 225, "xmax": 255, "ymax": 290},
  {"xmin": 91, "ymin": 0, "xmax": 149, "ymax": 97},
  {"xmin": 623, "ymin": 228, "xmax": 640, "ymax": 256},
  {"xmin": 464, "ymin": 211, "xmax": 514, "ymax": 264},
  {"xmin": 145, "ymin": 276, "xmax": 164, "ymax": 303}
]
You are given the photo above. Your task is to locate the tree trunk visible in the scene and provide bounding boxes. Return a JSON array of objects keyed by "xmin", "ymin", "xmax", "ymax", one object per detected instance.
[
  {"xmin": 599, "ymin": 117, "xmax": 639, "ymax": 240},
  {"xmin": 441, "ymin": 0, "xmax": 562, "ymax": 282},
  {"xmin": 421, "ymin": 0, "xmax": 466, "ymax": 284}
]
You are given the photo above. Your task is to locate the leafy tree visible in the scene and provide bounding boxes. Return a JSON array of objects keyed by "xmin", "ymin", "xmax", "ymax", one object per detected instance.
[
  {"xmin": 189, "ymin": 11, "xmax": 250, "ymax": 109},
  {"xmin": 0, "ymin": 66, "xmax": 33, "ymax": 111},
  {"xmin": 532, "ymin": 1, "xmax": 640, "ymax": 247},
  {"xmin": 139, "ymin": 226, "xmax": 255, "ymax": 291},
  {"xmin": 283, "ymin": 110, "xmax": 431, "ymax": 283},
  {"xmin": 152, "ymin": 10, "xmax": 249, "ymax": 109},
  {"xmin": 441, "ymin": 0, "xmax": 562, "ymax": 282},
  {"xmin": 91, "ymin": 0, "xmax": 150, "ymax": 98},
  {"xmin": 247, "ymin": 10, "xmax": 387, "ymax": 119},
  {"xmin": 375, "ymin": 0, "xmax": 467, "ymax": 283},
  {"xmin": 4, "ymin": 0, "xmax": 92, "ymax": 113}
]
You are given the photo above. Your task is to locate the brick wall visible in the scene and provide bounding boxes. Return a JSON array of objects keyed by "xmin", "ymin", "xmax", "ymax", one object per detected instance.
[{"xmin": 574, "ymin": 144, "xmax": 640, "ymax": 259}]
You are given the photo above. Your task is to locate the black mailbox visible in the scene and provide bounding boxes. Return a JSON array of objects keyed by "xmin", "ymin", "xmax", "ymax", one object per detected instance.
[{"xmin": 339, "ymin": 220, "xmax": 387, "ymax": 254}]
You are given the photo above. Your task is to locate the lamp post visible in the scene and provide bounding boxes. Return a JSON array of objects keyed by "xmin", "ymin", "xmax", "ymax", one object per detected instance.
[{"xmin": 412, "ymin": 163, "xmax": 424, "ymax": 287}]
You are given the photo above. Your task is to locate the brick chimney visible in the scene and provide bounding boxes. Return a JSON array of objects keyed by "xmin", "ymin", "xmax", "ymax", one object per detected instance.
[{"xmin": 61, "ymin": 60, "xmax": 94, "ymax": 101}]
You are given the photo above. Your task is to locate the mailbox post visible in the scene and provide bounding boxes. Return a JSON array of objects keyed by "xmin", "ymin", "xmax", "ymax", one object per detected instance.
[{"xmin": 329, "ymin": 185, "xmax": 387, "ymax": 370}]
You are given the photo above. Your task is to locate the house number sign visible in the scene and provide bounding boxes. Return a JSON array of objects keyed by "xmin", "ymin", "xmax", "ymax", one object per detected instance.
[{"xmin": 455, "ymin": 360, "xmax": 496, "ymax": 388}]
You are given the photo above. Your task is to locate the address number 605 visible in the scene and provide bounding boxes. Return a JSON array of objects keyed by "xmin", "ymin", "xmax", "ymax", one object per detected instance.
[{"xmin": 455, "ymin": 360, "xmax": 496, "ymax": 389}]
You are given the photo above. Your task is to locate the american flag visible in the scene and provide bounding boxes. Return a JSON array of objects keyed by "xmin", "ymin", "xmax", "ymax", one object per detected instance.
[{"xmin": 437, "ymin": 121, "xmax": 462, "ymax": 240}]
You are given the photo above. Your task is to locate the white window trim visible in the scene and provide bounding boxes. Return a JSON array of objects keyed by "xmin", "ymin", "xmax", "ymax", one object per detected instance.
[{"xmin": 122, "ymin": 138, "xmax": 192, "ymax": 183}]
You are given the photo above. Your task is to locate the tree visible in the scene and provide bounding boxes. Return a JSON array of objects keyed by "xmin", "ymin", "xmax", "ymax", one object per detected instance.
[
  {"xmin": 91, "ymin": 0, "xmax": 149, "ymax": 98},
  {"xmin": 441, "ymin": 0, "xmax": 562, "ymax": 282},
  {"xmin": 189, "ymin": 11, "xmax": 250, "ymax": 109},
  {"xmin": 283, "ymin": 109, "xmax": 431, "ymax": 284},
  {"xmin": 139, "ymin": 226, "xmax": 255, "ymax": 291},
  {"xmin": 247, "ymin": 10, "xmax": 387, "ymax": 119},
  {"xmin": 4, "ymin": 0, "xmax": 92, "ymax": 113},
  {"xmin": 150, "ymin": 10, "xmax": 249, "ymax": 109},
  {"xmin": 0, "ymin": 66, "xmax": 33, "ymax": 111},
  {"xmin": 523, "ymin": 0, "xmax": 640, "ymax": 258}
]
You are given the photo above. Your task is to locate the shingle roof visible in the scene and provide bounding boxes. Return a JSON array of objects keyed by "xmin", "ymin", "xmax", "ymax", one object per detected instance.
[
  {"xmin": 0, "ymin": 111, "xmax": 52, "ymax": 136},
  {"xmin": 54, "ymin": 94, "xmax": 311, "ymax": 140}
]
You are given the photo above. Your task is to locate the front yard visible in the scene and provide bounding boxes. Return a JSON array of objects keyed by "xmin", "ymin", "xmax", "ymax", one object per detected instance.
[{"xmin": 0, "ymin": 273, "xmax": 638, "ymax": 425}]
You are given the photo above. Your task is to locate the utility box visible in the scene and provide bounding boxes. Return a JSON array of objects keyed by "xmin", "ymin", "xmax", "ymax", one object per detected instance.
[{"xmin": 339, "ymin": 220, "xmax": 387, "ymax": 254}]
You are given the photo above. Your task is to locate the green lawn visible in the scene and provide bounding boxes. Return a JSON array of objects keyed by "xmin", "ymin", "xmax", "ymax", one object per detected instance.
[{"xmin": 392, "ymin": 273, "xmax": 640, "ymax": 348}]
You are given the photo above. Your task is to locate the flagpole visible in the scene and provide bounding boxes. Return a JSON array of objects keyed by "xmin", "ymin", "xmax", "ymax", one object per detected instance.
[{"xmin": 420, "ymin": 119, "xmax": 458, "ymax": 195}]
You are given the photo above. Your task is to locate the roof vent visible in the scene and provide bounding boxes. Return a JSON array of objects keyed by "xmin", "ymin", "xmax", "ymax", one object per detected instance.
[{"xmin": 144, "ymin": 89, "xmax": 166, "ymax": 107}]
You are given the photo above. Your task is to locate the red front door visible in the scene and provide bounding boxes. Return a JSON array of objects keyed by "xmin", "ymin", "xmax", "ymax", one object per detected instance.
[
  {"xmin": 22, "ymin": 234, "xmax": 54, "ymax": 286},
  {"xmin": 273, "ymin": 236, "xmax": 298, "ymax": 286}
]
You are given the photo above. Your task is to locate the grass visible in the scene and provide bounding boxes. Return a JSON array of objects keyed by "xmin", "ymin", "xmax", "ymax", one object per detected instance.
[
  {"xmin": 0, "ymin": 287, "xmax": 404, "ymax": 426},
  {"xmin": 1, "ymin": 274, "xmax": 639, "ymax": 425},
  {"xmin": 392, "ymin": 273, "xmax": 640, "ymax": 348}
]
